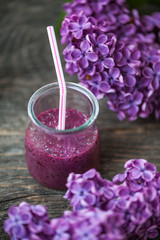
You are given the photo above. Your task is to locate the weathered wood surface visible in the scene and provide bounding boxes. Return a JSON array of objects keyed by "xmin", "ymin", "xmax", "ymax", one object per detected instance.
[{"xmin": 0, "ymin": 1, "xmax": 160, "ymax": 239}]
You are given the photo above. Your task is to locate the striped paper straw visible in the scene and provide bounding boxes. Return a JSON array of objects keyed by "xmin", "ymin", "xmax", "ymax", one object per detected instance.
[{"xmin": 47, "ymin": 26, "xmax": 66, "ymax": 130}]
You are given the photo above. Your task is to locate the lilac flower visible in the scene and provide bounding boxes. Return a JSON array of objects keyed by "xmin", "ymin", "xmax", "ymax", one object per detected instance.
[
  {"xmin": 106, "ymin": 186, "xmax": 128, "ymax": 210},
  {"xmin": 107, "ymin": 91, "xmax": 127, "ymax": 120},
  {"xmin": 89, "ymin": 0, "xmax": 110, "ymax": 14},
  {"xmin": 82, "ymin": 72, "xmax": 110, "ymax": 99},
  {"xmin": 66, "ymin": 180, "xmax": 97, "ymax": 210},
  {"xmin": 118, "ymin": 91, "xmax": 143, "ymax": 120},
  {"xmin": 107, "ymin": 90, "xmax": 143, "ymax": 121},
  {"xmin": 4, "ymin": 202, "xmax": 54, "ymax": 240},
  {"xmin": 136, "ymin": 223, "xmax": 159, "ymax": 240},
  {"xmin": 121, "ymin": 65, "xmax": 138, "ymax": 87},
  {"xmin": 60, "ymin": 18, "xmax": 70, "ymax": 44},
  {"xmin": 28, "ymin": 207, "xmax": 48, "ymax": 234},
  {"xmin": 142, "ymin": 62, "xmax": 160, "ymax": 90},
  {"xmin": 125, "ymin": 159, "xmax": 156, "ymax": 182},
  {"xmin": 51, "ymin": 219, "xmax": 70, "ymax": 240},
  {"xmin": 102, "ymin": 68, "xmax": 123, "ymax": 88},
  {"xmin": 112, "ymin": 172, "xmax": 127, "ymax": 184},
  {"xmin": 72, "ymin": 221, "xmax": 101, "ymax": 240},
  {"xmin": 87, "ymin": 34, "xmax": 109, "ymax": 55},
  {"xmin": 97, "ymin": 55, "xmax": 115, "ymax": 72},
  {"xmin": 117, "ymin": 45, "xmax": 141, "ymax": 68},
  {"xmin": 4, "ymin": 203, "xmax": 32, "ymax": 239},
  {"xmin": 128, "ymin": 196, "xmax": 152, "ymax": 224},
  {"xmin": 64, "ymin": 1, "xmax": 93, "ymax": 17},
  {"xmin": 71, "ymin": 40, "xmax": 98, "ymax": 69},
  {"xmin": 64, "ymin": 169, "xmax": 114, "ymax": 211},
  {"xmin": 31, "ymin": 205, "xmax": 47, "ymax": 217},
  {"xmin": 68, "ymin": 15, "xmax": 91, "ymax": 39},
  {"xmin": 103, "ymin": 211, "xmax": 126, "ymax": 240}
]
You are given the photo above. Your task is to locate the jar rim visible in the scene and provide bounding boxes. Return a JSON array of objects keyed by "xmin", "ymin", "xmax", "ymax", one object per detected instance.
[{"xmin": 28, "ymin": 82, "xmax": 99, "ymax": 134}]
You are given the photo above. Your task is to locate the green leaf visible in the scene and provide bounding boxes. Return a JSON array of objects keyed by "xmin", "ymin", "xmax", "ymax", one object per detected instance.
[
  {"xmin": 55, "ymin": 10, "xmax": 66, "ymax": 37},
  {"xmin": 126, "ymin": 0, "xmax": 148, "ymax": 9},
  {"xmin": 149, "ymin": 0, "xmax": 160, "ymax": 5},
  {"xmin": 55, "ymin": 0, "xmax": 72, "ymax": 36}
]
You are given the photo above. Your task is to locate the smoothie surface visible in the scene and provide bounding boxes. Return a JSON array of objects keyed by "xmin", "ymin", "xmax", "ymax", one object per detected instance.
[{"xmin": 37, "ymin": 108, "xmax": 88, "ymax": 130}]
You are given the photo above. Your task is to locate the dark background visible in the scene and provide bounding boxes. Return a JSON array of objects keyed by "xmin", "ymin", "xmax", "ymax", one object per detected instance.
[{"xmin": 0, "ymin": 0, "xmax": 160, "ymax": 239}]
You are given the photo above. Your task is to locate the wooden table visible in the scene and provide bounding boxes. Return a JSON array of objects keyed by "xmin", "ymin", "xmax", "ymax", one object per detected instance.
[{"xmin": 0, "ymin": 1, "xmax": 160, "ymax": 239}]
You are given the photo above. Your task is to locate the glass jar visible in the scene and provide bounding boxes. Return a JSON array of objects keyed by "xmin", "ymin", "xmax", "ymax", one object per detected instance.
[{"xmin": 25, "ymin": 82, "xmax": 100, "ymax": 189}]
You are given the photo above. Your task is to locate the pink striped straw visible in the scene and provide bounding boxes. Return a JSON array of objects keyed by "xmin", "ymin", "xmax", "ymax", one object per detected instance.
[{"xmin": 47, "ymin": 26, "xmax": 66, "ymax": 130}]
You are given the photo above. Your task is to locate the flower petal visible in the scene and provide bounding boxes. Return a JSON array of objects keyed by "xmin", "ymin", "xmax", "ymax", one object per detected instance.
[
  {"xmin": 119, "ymin": 187, "xmax": 130, "ymax": 197},
  {"xmin": 92, "ymin": 72, "xmax": 102, "ymax": 82},
  {"xmin": 20, "ymin": 213, "xmax": 32, "ymax": 224},
  {"xmin": 132, "ymin": 159, "xmax": 147, "ymax": 169},
  {"xmin": 142, "ymin": 67, "xmax": 153, "ymax": 78},
  {"xmin": 80, "ymin": 40, "xmax": 90, "ymax": 52},
  {"xmin": 127, "ymin": 105, "xmax": 139, "ymax": 116},
  {"xmin": 142, "ymin": 170, "xmax": 154, "ymax": 181},
  {"xmin": 31, "ymin": 205, "xmax": 46, "ymax": 216},
  {"xmin": 71, "ymin": 182, "xmax": 81, "ymax": 194},
  {"xmin": 118, "ymin": 14, "xmax": 130, "ymax": 24},
  {"xmin": 145, "ymin": 163, "xmax": 156, "ymax": 172},
  {"xmin": 123, "ymin": 48, "xmax": 131, "ymax": 59},
  {"xmin": 129, "ymin": 169, "xmax": 142, "ymax": 179},
  {"xmin": 152, "ymin": 76, "xmax": 160, "ymax": 89},
  {"xmin": 103, "ymin": 58, "xmax": 115, "ymax": 68},
  {"xmin": 87, "ymin": 52, "xmax": 98, "ymax": 62},
  {"xmin": 114, "ymin": 51, "xmax": 123, "ymax": 62},
  {"xmin": 83, "ymin": 169, "xmax": 96, "ymax": 179},
  {"xmin": 91, "ymin": 85, "xmax": 99, "ymax": 97},
  {"xmin": 79, "ymin": 56, "xmax": 89, "ymax": 69},
  {"xmin": 71, "ymin": 49, "xmax": 81, "ymax": 60},
  {"xmin": 153, "ymin": 61, "xmax": 160, "ymax": 73},
  {"xmin": 132, "ymin": 50, "xmax": 141, "ymax": 60},
  {"xmin": 119, "ymin": 103, "xmax": 131, "ymax": 110},
  {"xmin": 140, "ymin": 78, "xmax": 150, "ymax": 87},
  {"xmin": 112, "ymin": 173, "xmax": 127, "ymax": 183},
  {"xmin": 98, "ymin": 44, "xmax": 109, "ymax": 55},
  {"xmin": 125, "ymin": 75, "xmax": 136, "ymax": 87},
  {"xmin": 97, "ymin": 34, "xmax": 108, "ymax": 44},
  {"xmin": 83, "ymin": 22, "xmax": 92, "ymax": 29},
  {"xmin": 68, "ymin": 23, "xmax": 79, "ymax": 31},
  {"xmin": 13, "ymin": 224, "xmax": 26, "ymax": 238},
  {"xmin": 99, "ymin": 82, "xmax": 110, "ymax": 92},
  {"xmin": 96, "ymin": 62, "xmax": 104, "ymax": 72},
  {"xmin": 74, "ymin": 29, "xmax": 83, "ymax": 39},
  {"xmin": 84, "ymin": 194, "xmax": 96, "ymax": 205},
  {"xmin": 87, "ymin": 34, "xmax": 95, "ymax": 45},
  {"xmin": 78, "ymin": 16, "xmax": 87, "ymax": 26},
  {"xmin": 8, "ymin": 206, "xmax": 19, "ymax": 217},
  {"xmin": 133, "ymin": 92, "xmax": 143, "ymax": 105},
  {"xmin": 109, "ymin": 68, "xmax": 120, "ymax": 79}
]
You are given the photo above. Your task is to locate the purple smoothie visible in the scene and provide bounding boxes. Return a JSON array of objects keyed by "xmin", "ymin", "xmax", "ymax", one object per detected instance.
[{"xmin": 25, "ymin": 108, "xmax": 100, "ymax": 189}]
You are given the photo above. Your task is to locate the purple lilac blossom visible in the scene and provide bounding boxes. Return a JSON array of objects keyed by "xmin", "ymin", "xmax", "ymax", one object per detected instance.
[
  {"xmin": 65, "ymin": 159, "xmax": 160, "ymax": 239},
  {"xmin": 4, "ymin": 203, "xmax": 127, "ymax": 240},
  {"xmin": 4, "ymin": 159, "xmax": 160, "ymax": 240},
  {"xmin": 61, "ymin": 0, "xmax": 160, "ymax": 121},
  {"xmin": 4, "ymin": 202, "xmax": 53, "ymax": 240}
]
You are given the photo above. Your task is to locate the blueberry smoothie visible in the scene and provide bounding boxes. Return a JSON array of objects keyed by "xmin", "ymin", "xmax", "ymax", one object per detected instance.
[{"xmin": 25, "ymin": 108, "xmax": 100, "ymax": 189}]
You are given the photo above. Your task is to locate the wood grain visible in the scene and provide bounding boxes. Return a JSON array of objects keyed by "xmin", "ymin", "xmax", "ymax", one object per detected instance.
[{"xmin": 0, "ymin": 0, "xmax": 160, "ymax": 239}]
